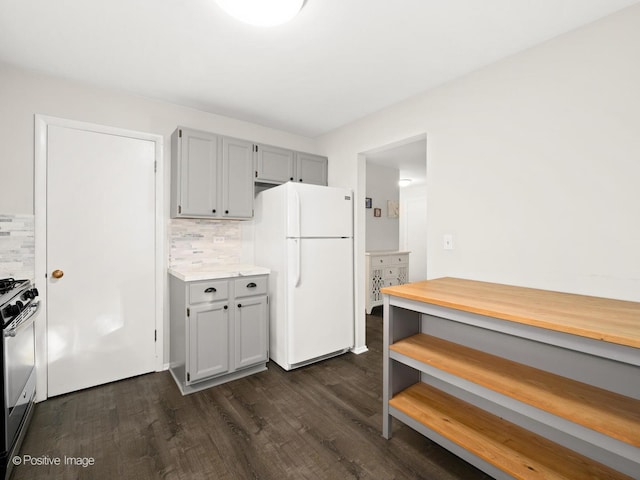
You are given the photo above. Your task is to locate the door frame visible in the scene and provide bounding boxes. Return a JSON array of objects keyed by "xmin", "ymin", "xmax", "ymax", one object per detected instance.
[
  {"xmin": 34, "ymin": 114, "xmax": 165, "ymax": 402},
  {"xmin": 358, "ymin": 133, "xmax": 427, "ymax": 349}
]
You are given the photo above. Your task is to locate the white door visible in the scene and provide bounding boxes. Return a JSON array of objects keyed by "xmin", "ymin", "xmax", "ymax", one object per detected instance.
[
  {"xmin": 45, "ymin": 123, "xmax": 157, "ymax": 397},
  {"xmin": 287, "ymin": 237, "xmax": 354, "ymax": 365}
]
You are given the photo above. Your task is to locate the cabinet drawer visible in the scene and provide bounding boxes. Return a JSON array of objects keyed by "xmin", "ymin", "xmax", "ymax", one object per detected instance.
[
  {"xmin": 390, "ymin": 255, "xmax": 409, "ymax": 265},
  {"xmin": 234, "ymin": 276, "xmax": 268, "ymax": 298},
  {"xmin": 371, "ymin": 256, "xmax": 392, "ymax": 266},
  {"xmin": 382, "ymin": 267, "xmax": 400, "ymax": 279},
  {"xmin": 189, "ymin": 280, "xmax": 229, "ymax": 304}
]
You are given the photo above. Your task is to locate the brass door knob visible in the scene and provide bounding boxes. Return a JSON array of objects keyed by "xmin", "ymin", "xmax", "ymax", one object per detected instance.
[{"xmin": 52, "ymin": 269, "xmax": 64, "ymax": 279}]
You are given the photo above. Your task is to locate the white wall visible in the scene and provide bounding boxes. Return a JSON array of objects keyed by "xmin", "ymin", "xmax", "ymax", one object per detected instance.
[
  {"xmin": 320, "ymin": 5, "xmax": 640, "ymax": 351},
  {"xmin": 0, "ymin": 62, "xmax": 319, "ymax": 368},
  {"xmin": 400, "ymin": 184, "xmax": 428, "ymax": 282},
  {"xmin": 0, "ymin": 62, "xmax": 318, "ymax": 215},
  {"xmin": 365, "ymin": 163, "xmax": 399, "ymax": 251}
]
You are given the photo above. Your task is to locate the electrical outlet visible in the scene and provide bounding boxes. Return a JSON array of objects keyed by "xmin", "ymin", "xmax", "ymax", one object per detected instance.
[
  {"xmin": 214, "ymin": 237, "xmax": 225, "ymax": 244},
  {"xmin": 443, "ymin": 234, "xmax": 454, "ymax": 250}
]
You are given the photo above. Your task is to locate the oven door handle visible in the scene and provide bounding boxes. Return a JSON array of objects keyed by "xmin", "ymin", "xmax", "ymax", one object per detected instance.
[{"xmin": 4, "ymin": 301, "xmax": 40, "ymax": 338}]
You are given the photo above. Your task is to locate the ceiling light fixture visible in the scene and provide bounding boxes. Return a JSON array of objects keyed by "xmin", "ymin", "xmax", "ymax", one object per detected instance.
[
  {"xmin": 215, "ymin": 0, "xmax": 304, "ymax": 27},
  {"xmin": 398, "ymin": 179, "xmax": 412, "ymax": 187}
]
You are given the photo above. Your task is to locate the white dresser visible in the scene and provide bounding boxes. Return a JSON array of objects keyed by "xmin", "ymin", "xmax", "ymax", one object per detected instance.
[{"xmin": 365, "ymin": 251, "xmax": 410, "ymax": 314}]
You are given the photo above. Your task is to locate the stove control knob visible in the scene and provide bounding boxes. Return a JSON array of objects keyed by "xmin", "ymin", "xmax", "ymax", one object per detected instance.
[
  {"xmin": 31, "ymin": 288, "xmax": 39, "ymax": 297},
  {"xmin": 2, "ymin": 304, "xmax": 19, "ymax": 318},
  {"xmin": 22, "ymin": 290, "xmax": 34, "ymax": 301},
  {"xmin": 16, "ymin": 301, "xmax": 24, "ymax": 312}
]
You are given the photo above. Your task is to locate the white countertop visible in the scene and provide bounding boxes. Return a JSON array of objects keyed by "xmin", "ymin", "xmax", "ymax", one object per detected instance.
[{"xmin": 168, "ymin": 264, "xmax": 270, "ymax": 282}]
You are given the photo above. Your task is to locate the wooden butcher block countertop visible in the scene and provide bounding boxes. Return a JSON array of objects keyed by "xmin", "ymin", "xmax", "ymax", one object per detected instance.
[{"xmin": 381, "ymin": 277, "xmax": 640, "ymax": 349}]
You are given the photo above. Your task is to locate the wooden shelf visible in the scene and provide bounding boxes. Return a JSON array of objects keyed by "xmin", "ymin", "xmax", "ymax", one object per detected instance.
[
  {"xmin": 383, "ymin": 278, "xmax": 639, "ymax": 478},
  {"xmin": 381, "ymin": 277, "xmax": 640, "ymax": 348},
  {"xmin": 389, "ymin": 382, "xmax": 634, "ymax": 480},
  {"xmin": 390, "ymin": 333, "xmax": 640, "ymax": 447}
]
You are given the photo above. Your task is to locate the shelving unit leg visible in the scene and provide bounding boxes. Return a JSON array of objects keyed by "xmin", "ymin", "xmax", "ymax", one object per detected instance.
[{"xmin": 382, "ymin": 295, "xmax": 421, "ymax": 439}]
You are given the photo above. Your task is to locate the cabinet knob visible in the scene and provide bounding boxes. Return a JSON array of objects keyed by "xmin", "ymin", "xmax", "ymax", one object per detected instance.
[
  {"xmin": 246, "ymin": 282, "xmax": 257, "ymax": 288},
  {"xmin": 237, "ymin": 304, "xmax": 242, "ymax": 308},
  {"xmin": 204, "ymin": 287, "xmax": 216, "ymax": 293},
  {"xmin": 299, "ymin": 178, "xmax": 303, "ymax": 182},
  {"xmin": 52, "ymin": 269, "xmax": 64, "ymax": 279},
  {"xmin": 223, "ymin": 305, "xmax": 228, "ymax": 310},
  {"xmin": 225, "ymin": 210, "xmax": 229, "ymax": 214},
  {"xmin": 290, "ymin": 177, "xmax": 294, "ymax": 181},
  {"xmin": 212, "ymin": 209, "xmax": 216, "ymax": 213}
]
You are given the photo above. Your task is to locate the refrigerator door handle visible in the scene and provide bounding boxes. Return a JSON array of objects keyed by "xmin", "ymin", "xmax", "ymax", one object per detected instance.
[
  {"xmin": 294, "ymin": 238, "xmax": 301, "ymax": 287},
  {"xmin": 291, "ymin": 188, "xmax": 301, "ymax": 238}
]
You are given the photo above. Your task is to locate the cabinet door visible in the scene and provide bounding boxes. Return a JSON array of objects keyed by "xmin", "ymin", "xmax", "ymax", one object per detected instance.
[
  {"xmin": 255, "ymin": 144, "xmax": 294, "ymax": 183},
  {"xmin": 295, "ymin": 152, "xmax": 328, "ymax": 185},
  {"xmin": 178, "ymin": 128, "xmax": 219, "ymax": 217},
  {"xmin": 221, "ymin": 137, "xmax": 254, "ymax": 218},
  {"xmin": 234, "ymin": 296, "xmax": 268, "ymax": 370},
  {"xmin": 188, "ymin": 302, "xmax": 229, "ymax": 383}
]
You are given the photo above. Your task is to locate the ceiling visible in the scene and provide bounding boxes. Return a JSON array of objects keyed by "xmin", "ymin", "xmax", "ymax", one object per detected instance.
[
  {"xmin": 0, "ymin": 0, "xmax": 638, "ymax": 138},
  {"xmin": 366, "ymin": 139, "xmax": 427, "ymax": 187}
]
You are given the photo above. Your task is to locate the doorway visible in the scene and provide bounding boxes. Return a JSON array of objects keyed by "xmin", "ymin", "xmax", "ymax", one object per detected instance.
[
  {"xmin": 363, "ymin": 135, "xmax": 427, "ymax": 312},
  {"xmin": 34, "ymin": 116, "xmax": 164, "ymax": 400}
]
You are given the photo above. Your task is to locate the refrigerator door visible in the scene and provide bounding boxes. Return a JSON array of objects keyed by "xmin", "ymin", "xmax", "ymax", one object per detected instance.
[
  {"xmin": 286, "ymin": 183, "xmax": 353, "ymax": 238},
  {"xmin": 286, "ymin": 237, "xmax": 354, "ymax": 366}
]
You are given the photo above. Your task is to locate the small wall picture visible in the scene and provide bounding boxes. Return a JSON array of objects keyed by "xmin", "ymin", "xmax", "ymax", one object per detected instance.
[
  {"xmin": 365, "ymin": 197, "xmax": 372, "ymax": 209},
  {"xmin": 387, "ymin": 200, "xmax": 399, "ymax": 218},
  {"xmin": 373, "ymin": 207, "xmax": 381, "ymax": 217}
]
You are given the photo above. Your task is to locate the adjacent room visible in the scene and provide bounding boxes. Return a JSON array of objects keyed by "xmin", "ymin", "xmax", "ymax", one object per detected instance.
[{"xmin": 1, "ymin": 1, "xmax": 639, "ymax": 479}]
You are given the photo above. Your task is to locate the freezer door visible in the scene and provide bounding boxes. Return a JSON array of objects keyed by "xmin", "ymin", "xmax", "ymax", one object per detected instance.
[
  {"xmin": 286, "ymin": 183, "xmax": 353, "ymax": 238},
  {"xmin": 286, "ymin": 237, "xmax": 354, "ymax": 365}
]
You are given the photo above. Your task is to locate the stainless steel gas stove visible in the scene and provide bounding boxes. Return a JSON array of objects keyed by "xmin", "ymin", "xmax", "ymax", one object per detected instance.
[{"xmin": 0, "ymin": 278, "xmax": 39, "ymax": 479}]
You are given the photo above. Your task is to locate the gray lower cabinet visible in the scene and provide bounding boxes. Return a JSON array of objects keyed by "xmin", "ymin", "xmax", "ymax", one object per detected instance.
[
  {"xmin": 171, "ymin": 127, "xmax": 254, "ymax": 219},
  {"xmin": 170, "ymin": 273, "xmax": 269, "ymax": 394},
  {"xmin": 188, "ymin": 301, "xmax": 229, "ymax": 382}
]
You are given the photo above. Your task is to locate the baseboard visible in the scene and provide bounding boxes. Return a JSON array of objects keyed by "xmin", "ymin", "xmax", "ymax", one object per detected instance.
[{"xmin": 350, "ymin": 345, "xmax": 369, "ymax": 355}]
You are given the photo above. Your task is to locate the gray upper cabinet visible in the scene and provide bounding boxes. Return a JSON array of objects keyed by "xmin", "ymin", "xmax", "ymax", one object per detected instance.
[
  {"xmin": 171, "ymin": 127, "xmax": 253, "ymax": 219},
  {"xmin": 255, "ymin": 144, "xmax": 295, "ymax": 183},
  {"xmin": 171, "ymin": 126, "xmax": 328, "ymax": 219},
  {"xmin": 171, "ymin": 128, "xmax": 219, "ymax": 217},
  {"xmin": 221, "ymin": 137, "xmax": 254, "ymax": 218},
  {"xmin": 295, "ymin": 152, "xmax": 328, "ymax": 185},
  {"xmin": 256, "ymin": 144, "xmax": 328, "ymax": 186}
]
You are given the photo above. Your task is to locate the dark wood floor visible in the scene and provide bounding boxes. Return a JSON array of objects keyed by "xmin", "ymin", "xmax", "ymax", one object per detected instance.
[{"xmin": 13, "ymin": 312, "xmax": 491, "ymax": 479}]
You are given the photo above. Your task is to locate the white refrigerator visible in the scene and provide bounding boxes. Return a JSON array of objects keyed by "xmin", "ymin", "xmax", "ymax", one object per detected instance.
[{"xmin": 254, "ymin": 182, "xmax": 354, "ymax": 370}]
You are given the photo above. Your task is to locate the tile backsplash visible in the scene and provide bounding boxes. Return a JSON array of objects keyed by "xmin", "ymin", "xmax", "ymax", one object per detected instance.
[
  {"xmin": 1, "ymin": 216, "xmax": 245, "ymax": 281},
  {"xmin": 169, "ymin": 219, "xmax": 242, "ymax": 268},
  {"xmin": 0, "ymin": 214, "xmax": 35, "ymax": 281}
]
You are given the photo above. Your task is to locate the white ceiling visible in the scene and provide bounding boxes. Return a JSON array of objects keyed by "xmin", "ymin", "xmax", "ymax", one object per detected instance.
[
  {"xmin": 0, "ymin": 0, "xmax": 638, "ymax": 138},
  {"xmin": 366, "ymin": 138, "xmax": 427, "ymax": 187}
]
